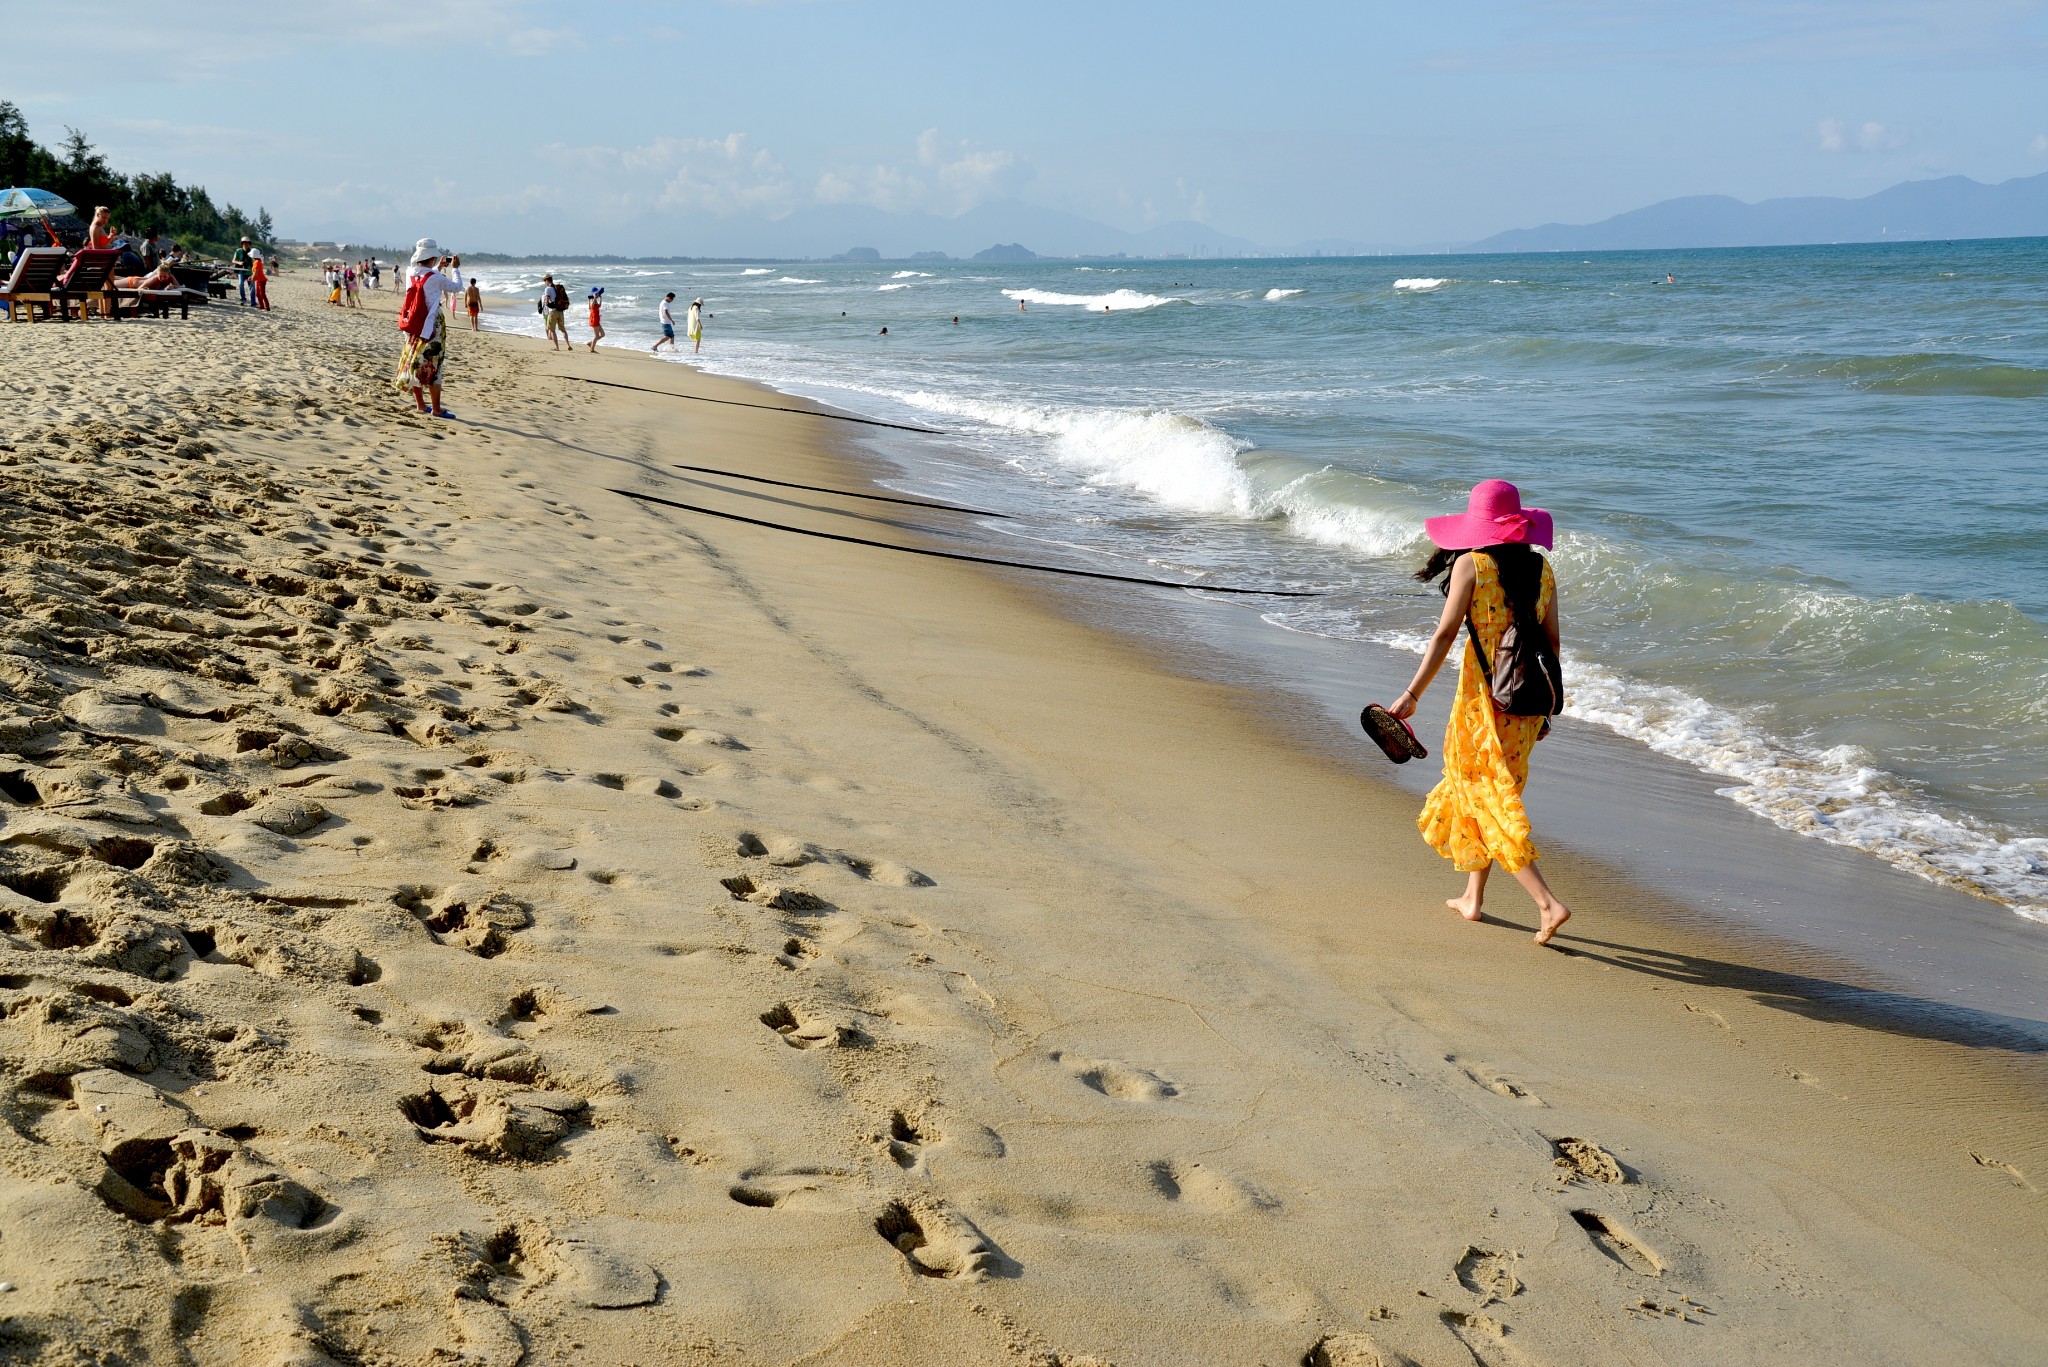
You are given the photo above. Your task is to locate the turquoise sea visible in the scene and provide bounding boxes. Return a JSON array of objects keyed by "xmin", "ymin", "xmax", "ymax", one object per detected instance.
[{"xmin": 474, "ymin": 238, "xmax": 2048, "ymax": 925}]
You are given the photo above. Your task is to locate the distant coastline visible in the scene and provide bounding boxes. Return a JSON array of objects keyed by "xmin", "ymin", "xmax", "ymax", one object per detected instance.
[{"xmin": 285, "ymin": 170, "xmax": 2048, "ymax": 265}]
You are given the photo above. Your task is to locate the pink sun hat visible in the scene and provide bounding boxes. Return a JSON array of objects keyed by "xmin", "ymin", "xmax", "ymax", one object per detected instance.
[{"xmin": 1424, "ymin": 479, "xmax": 1554, "ymax": 550}]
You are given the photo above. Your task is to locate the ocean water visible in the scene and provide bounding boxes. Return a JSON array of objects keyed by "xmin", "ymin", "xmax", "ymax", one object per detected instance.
[{"xmin": 472, "ymin": 240, "xmax": 2048, "ymax": 923}]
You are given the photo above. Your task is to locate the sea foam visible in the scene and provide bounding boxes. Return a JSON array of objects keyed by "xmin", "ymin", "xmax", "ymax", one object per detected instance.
[
  {"xmin": 1394, "ymin": 277, "xmax": 1449, "ymax": 292},
  {"xmin": 1003, "ymin": 288, "xmax": 1186, "ymax": 311},
  {"xmin": 1265, "ymin": 288, "xmax": 1305, "ymax": 300}
]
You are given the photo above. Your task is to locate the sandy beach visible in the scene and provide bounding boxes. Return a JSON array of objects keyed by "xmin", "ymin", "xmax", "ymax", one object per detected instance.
[{"xmin": 0, "ymin": 275, "xmax": 2042, "ymax": 1366}]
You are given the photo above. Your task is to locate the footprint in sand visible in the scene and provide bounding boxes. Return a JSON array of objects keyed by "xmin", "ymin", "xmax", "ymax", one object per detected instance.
[
  {"xmin": 1051, "ymin": 1050, "xmax": 1178, "ymax": 1101},
  {"xmin": 727, "ymin": 1167, "xmax": 858, "ymax": 1211},
  {"xmin": 721, "ymin": 873, "xmax": 830, "ymax": 912},
  {"xmin": 654, "ymin": 725, "xmax": 747, "ymax": 750},
  {"xmin": 874, "ymin": 1199, "xmax": 1009, "ymax": 1280},
  {"xmin": 884, "ymin": 1109, "xmax": 934, "ymax": 1170},
  {"xmin": 1304, "ymin": 1331, "xmax": 1416, "ymax": 1367},
  {"xmin": 1451, "ymin": 1056, "xmax": 1544, "ymax": 1106},
  {"xmin": 759, "ymin": 1002, "xmax": 867, "ymax": 1049},
  {"xmin": 1454, "ymin": 1246, "xmax": 1522, "ymax": 1303},
  {"xmin": 732, "ymin": 830, "xmax": 933, "ymax": 885},
  {"xmin": 1146, "ymin": 1159, "xmax": 1278, "ymax": 1213},
  {"xmin": 1549, "ymin": 1136, "xmax": 1627, "ymax": 1184},
  {"xmin": 1439, "ymin": 1310, "xmax": 1539, "ymax": 1367},
  {"xmin": 1971, "ymin": 1153, "xmax": 2037, "ymax": 1192},
  {"xmin": 1570, "ymin": 1209, "xmax": 1664, "ymax": 1276}
]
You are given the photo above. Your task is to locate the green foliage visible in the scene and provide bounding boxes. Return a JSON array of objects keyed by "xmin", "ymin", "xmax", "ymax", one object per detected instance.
[{"xmin": 0, "ymin": 101, "xmax": 270, "ymax": 258}]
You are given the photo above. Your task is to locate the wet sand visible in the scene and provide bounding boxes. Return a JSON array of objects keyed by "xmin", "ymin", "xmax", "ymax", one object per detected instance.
[{"xmin": 0, "ymin": 275, "xmax": 2040, "ymax": 1366}]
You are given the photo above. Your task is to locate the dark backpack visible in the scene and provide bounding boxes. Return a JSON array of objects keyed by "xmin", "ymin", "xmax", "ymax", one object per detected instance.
[{"xmin": 1464, "ymin": 560, "xmax": 1564, "ymax": 718}]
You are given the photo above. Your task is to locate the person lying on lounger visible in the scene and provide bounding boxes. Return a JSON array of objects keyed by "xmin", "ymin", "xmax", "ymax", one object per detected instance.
[{"xmin": 114, "ymin": 263, "xmax": 180, "ymax": 292}]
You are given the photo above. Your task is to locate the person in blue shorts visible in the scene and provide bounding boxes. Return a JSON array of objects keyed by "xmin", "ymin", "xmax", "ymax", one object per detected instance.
[{"xmin": 652, "ymin": 292, "xmax": 678, "ymax": 353}]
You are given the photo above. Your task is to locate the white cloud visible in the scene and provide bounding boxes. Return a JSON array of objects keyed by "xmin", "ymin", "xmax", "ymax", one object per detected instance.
[
  {"xmin": 812, "ymin": 130, "xmax": 1031, "ymax": 215},
  {"xmin": 537, "ymin": 134, "xmax": 795, "ymax": 217},
  {"xmin": 1818, "ymin": 117, "xmax": 1903, "ymax": 153}
]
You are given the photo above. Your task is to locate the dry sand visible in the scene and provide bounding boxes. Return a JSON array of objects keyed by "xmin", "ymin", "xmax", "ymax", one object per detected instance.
[{"xmin": 0, "ymin": 274, "xmax": 2041, "ymax": 1366}]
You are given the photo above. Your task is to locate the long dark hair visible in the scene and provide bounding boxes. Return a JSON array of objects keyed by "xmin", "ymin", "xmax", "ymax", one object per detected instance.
[{"xmin": 1415, "ymin": 543, "xmax": 1546, "ymax": 614}]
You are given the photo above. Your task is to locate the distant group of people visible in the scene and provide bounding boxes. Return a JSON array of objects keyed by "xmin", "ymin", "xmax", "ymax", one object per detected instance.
[
  {"xmin": 317, "ymin": 257, "xmax": 383, "ymax": 308},
  {"xmin": 531, "ymin": 275, "xmax": 702, "ymax": 355}
]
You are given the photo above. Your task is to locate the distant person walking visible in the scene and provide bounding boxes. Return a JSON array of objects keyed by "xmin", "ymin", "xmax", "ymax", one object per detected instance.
[
  {"xmin": 652, "ymin": 292, "xmax": 678, "ymax": 352},
  {"xmin": 395, "ymin": 238, "xmax": 465, "ymax": 419},
  {"xmin": 233, "ymin": 236, "xmax": 254, "ymax": 305},
  {"xmin": 586, "ymin": 287, "xmax": 605, "ymax": 353},
  {"xmin": 249, "ymin": 250, "xmax": 271, "ymax": 311},
  {"xmin": 464, "ymin": 276, "xmax": 481, "ymax": 330},
  {"xmin": 539, "ymin": 274, "xmax": 570, "ymax": 350},
  {"xmin": 1389, "ymin": 480, "xmax": 1572, "ymax": 946},
  {"xmin": 687, "ymin": 297, "xmax": 703, "ymax": 354}
]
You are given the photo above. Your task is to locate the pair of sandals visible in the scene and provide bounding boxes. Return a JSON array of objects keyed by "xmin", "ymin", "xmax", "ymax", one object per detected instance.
[{"xmin": 1360, "ymin": 704, "xmax": 1428, "ymax": 764}]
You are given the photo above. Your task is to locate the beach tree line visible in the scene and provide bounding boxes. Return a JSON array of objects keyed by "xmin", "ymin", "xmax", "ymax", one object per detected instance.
[{"xmin": 0, "ymin": 102, "xmax": 272, "ymax": 257}]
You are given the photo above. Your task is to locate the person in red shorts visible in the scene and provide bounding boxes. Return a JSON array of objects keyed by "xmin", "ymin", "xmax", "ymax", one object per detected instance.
[
  {"xmin": 249, "ymin": 250, "xmax": 271, "ymax": 311},
  {"xmin": 586, "ymin": 286, "xmax": 605, "ymax": 353}
]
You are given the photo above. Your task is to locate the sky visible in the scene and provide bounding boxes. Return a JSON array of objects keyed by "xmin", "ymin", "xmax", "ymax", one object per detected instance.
[{"xmin": 8, "ymin": 0, "xmax": 2048, "ymax": 255}]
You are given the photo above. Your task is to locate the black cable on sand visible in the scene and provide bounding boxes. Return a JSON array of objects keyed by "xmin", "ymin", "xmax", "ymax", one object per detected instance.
[
  {"xmin": 558, "ymin": 375, "xmax": 945, "ymax": 434},
  {"xmin": 611, "ymin": 488, "xmax": 1322, "ymax": 598},
  {"xmin": 670, "ymin": 464, "xmax": 1010, "ymax": 518}
]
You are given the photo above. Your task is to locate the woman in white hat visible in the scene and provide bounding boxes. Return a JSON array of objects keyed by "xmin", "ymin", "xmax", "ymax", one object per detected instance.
[{"xmin": 395, "ymin": 238, "xmax": 465, "ymax": 418}]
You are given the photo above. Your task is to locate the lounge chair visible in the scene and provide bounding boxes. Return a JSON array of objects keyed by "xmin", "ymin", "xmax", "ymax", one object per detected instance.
[
  {"xmin": 169, "ymin": 264, "xmax": 218, "ymax": 305},
  {"xmin": 117, "ymin": 278, "xmax": 191, "ymax": 320},
  {"xmin": 0, "ymin": 247, "xmax": 68, "ymax": 322},
  {"xmin": 53, "ymin": 248, "xmax": 121, "ymax": 320}
]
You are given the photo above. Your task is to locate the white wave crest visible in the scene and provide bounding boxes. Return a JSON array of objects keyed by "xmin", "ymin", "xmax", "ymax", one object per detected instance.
[
  {"xmin": 1003, "ymin": 288, "xmax": 1186, "ymax": 311},
  {"xmin": 776, "ymin": 276, "xmax": 823, "ymax": 284},
  {"xmin": 740, "ymin": 268, "xmax": 772, "ymax": 275},
  {"xmin": 1265, "ymin": 288, "xmax": 1305, "ymax": 300},
  {"xmin": 1264, "ymin": 607, "xmax": 2048, "ymax": 918},
  {"xmin": 1394, "ymin": 277, "xmax": 1448, "ymax": 293},
  {"xmin": 888, "ymin": 391, "xmax": 1253, "ymax": 514},
  {"xmin": 878, "ymin": 282, "xmax": 913, "ymax": 291},
  {"xmin": 892, "ymin": 270, "xmax": 932, "ymax": 278}
]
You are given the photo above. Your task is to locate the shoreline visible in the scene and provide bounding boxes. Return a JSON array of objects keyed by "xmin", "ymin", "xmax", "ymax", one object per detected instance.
[
  {"xmin": 477, "ymin": 295, "xmax": 2048, "ymax": 1029},
  {"xmin": 4, "ymin": 280, "xmax": 2038, "ymax": 1364}
]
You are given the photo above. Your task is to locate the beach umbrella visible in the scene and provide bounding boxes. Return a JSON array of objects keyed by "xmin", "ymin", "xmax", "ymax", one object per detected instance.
[
  {"xmin": 0, "ymin": 188, "xmax": 82, "ymax": 247},
  {"xmin": 0, "ymin": 187, "xmax": 77, "ymax": 221}
]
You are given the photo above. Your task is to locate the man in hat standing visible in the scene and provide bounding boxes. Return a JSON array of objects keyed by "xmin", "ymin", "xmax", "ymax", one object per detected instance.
[{"xmin": 233, "ymin": 236, "xmax": 253, "ymax": 306}]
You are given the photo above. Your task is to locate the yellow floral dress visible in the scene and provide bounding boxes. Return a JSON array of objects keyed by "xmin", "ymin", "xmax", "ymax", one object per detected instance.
[{"xmin": 1417, "ymin": 551, "xmax": 1555, "ymax": 873}]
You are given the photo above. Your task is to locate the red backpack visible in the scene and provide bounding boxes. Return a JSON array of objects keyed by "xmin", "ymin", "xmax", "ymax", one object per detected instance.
[{"xmin": 396, "ymin": 273, "xmax": 432, "ymax": 337}]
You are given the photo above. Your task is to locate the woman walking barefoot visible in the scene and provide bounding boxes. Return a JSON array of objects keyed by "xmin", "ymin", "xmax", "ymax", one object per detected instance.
[{"xmin": 1389, "ymin": 480, "xmax": 1572, "ymax": 945}]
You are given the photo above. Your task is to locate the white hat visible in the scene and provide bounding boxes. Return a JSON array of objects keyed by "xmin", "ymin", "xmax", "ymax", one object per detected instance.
[{"xmin": 410, "ymin": 237, "xmax": 440, "ymax": 264}]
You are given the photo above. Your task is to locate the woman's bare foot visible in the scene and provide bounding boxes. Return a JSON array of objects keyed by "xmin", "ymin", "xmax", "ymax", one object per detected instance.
[
  {"xmin": 1447, "ymin": 894, "xmax": 1484, "ymax": 922},
  {"xmin": 1533, "ymin": 900, "xmax": 1571, "ymax": 945}
]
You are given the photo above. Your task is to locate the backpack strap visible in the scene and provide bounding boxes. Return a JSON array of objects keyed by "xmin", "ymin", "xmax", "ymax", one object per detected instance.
[{"xmin": 1464, "ymin": 612, "xmax": 1494, "ymax": 684}]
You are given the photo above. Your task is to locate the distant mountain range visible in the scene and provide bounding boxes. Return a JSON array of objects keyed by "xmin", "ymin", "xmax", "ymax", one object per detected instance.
[
  {"xmin": 1472, "ymin": 171, "xmax": 2048, "ymax": 252},
  {"xmin": 300, "ymin": 172, "xmax": 2048, "ymax": 263}
]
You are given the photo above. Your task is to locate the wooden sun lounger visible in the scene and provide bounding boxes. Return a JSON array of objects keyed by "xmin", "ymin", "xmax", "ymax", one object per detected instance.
[
  {"xmin": 170, "ymin": 264, "xmax": 221, "ymax": 304},
  {"xmin": 0, "ymin": 247, "xmax": 69, "ymax": 321},
  {"xmin": 115, "ymin": 285, "xmax": 191, "ymax": 320},
  {"xmin": 53, "ymin": 248, "xmax": 121, "ymax": 320}
]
